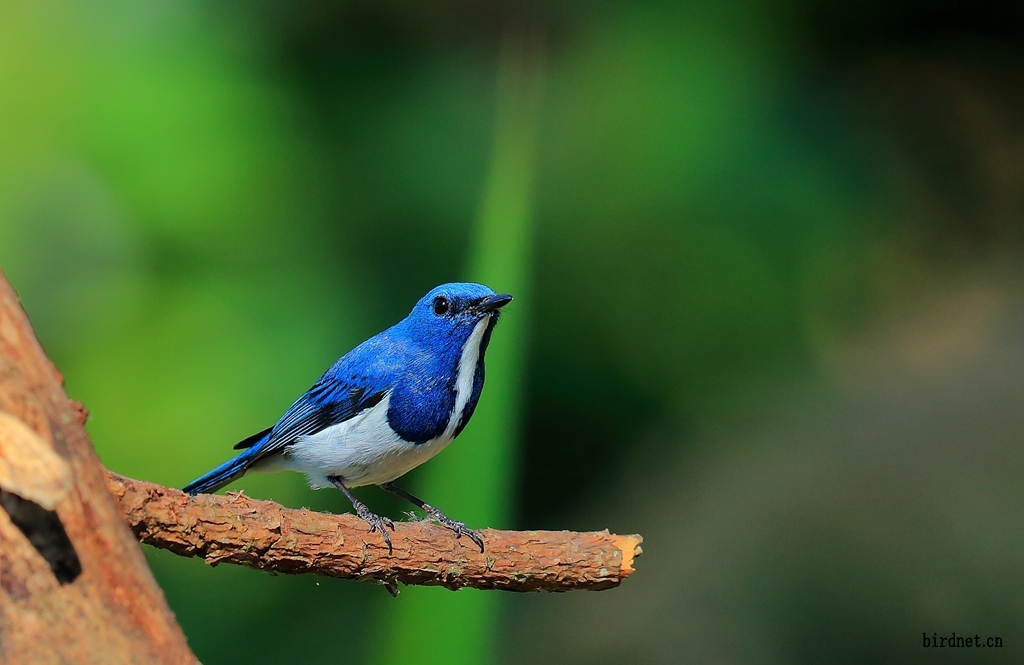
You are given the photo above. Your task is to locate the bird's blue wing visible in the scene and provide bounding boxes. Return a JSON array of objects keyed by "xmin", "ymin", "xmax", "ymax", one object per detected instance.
[
  {"xmin": 242, "ymin": 378, "xmax": 388, "ymax": 461},
  {"xmin": 184, "ymin": 377, "xmax": 389, "ymax": 494},
  {"xmin": 184, "ymin": 326, "xmax": 409, "ymax": 495}
]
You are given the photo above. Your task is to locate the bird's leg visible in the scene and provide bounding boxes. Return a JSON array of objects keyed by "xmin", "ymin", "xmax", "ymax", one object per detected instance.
[
  {"xmin": 328, "ymin": 475, "xmax": 395, "ymax": 554},
  {"xmin": 379, "ymin": 481, "xmax": 485, "ymax": 553}
]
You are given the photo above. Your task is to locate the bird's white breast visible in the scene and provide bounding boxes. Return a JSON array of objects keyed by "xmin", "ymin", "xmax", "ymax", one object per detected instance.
[{"xmin": 279, "ymin": 317, "xmax": 490, "ymax": 489}]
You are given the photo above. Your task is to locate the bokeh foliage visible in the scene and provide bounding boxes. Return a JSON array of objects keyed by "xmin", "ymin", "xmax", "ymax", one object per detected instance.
[{"xmin": 3, "ymin": 0, "xmax": 1023, "ymax": 663}]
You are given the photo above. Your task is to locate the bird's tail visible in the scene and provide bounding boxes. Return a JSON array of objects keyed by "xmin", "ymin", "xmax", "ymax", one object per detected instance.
[{"xmin": 182, "ymin": 448, "xmax": 260, "ymax": 495}]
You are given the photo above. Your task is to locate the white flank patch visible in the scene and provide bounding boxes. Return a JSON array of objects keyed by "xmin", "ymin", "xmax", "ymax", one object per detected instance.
[{"xmin": 281, "ymin": 393, "xmax": 405, "ymax": 488}]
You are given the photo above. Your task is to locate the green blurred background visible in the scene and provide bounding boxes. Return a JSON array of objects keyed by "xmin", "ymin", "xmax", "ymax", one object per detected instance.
[{"xmin": 3, "ymin": 0, "xmax": 1024, "ymax": 663}]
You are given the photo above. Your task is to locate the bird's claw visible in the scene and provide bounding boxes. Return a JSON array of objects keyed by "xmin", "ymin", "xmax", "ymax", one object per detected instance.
[
  {"xmin": 424, "ymin": 506, "xmax": 485, "ymax": 553},
  {"xmin": 356, "ymin": 505, "xmax": 395, "ymax": 553}
]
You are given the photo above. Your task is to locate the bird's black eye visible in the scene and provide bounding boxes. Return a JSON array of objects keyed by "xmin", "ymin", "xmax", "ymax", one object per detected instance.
[{"xmin": 432, "ymin": 296, "xmax": 451, "ymax": 316}]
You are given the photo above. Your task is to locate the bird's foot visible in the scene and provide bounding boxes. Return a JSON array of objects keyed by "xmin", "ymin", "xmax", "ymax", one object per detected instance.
[
  {"xmin": 355, "ymin": 504, "xmax": 395, "ymax": 554},
  {"xmin": 329, "ymin": 475, "xmax": 396, "ymax": 554},
  {"xmin": 422, "ymin": 504, "xmax": 484, "ymax": 553}
]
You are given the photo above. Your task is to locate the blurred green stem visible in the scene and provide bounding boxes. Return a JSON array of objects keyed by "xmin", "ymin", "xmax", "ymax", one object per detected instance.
[{"xmin": 375, "ymin": 30, "xmax": 543, "ymax": 665}]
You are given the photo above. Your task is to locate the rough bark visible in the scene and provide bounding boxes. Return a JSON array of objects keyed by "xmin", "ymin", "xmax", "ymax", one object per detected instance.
[
  {"xmin": 107, "ymin": 472, "xmax": 642, "ymax": 592},
  {"xmin": 0, "ymin": 270, "xmax": 197, "ymax": 665}
]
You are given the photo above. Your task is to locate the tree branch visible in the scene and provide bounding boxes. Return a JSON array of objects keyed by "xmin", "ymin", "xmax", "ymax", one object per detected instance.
[{"xmin": 106, "ymin": 472, "xmax": 642, "ymax": 592}]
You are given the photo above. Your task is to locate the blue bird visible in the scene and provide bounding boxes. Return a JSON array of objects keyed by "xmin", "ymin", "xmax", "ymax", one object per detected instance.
[{"xmin": 183, "ymin": 283, "xmax": 512, "ymax": 553}]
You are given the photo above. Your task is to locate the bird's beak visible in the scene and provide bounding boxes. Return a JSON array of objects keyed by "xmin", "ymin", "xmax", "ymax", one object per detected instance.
[{"xmin": 475, "ymin": 294, "xmax": 513, "ymax": 314}]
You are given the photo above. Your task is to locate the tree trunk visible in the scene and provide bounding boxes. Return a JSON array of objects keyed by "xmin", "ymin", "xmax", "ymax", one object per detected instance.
[{"xmin": 0, "ymin": 270, "xmax": 196, "ymax": 665}]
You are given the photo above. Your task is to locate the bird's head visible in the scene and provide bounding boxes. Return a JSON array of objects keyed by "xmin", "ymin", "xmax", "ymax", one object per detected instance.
[{"xmin": 404, "ymin": 282, "xmax": 512, "ymax": 348}]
